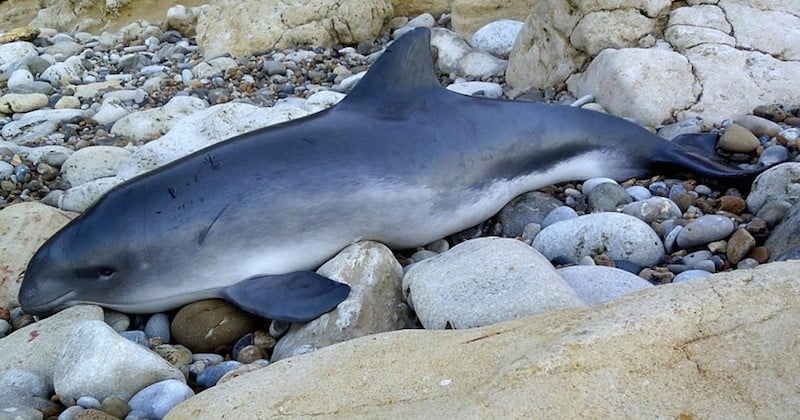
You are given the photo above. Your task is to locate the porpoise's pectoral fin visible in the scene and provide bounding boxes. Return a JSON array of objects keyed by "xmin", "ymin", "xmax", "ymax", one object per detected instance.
[
  {"xmin": 670, "ymin": 131, "xmax": 720, "ymax": 158},
  {"xmin": 338, "ymin": 27, "xmax": 441, "ymax": 110},
  {"xmin": 221, "ymin": 272, "xmax": 351, "ymax": 323},
  {"xmin": 652, "ymin": 131, "xmax": 765, "ymax": 187}
]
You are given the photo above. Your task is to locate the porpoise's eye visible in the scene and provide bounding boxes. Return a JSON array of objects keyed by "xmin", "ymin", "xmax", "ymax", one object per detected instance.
[{"xmin": 98, "ymin": 267, "xmax": 115, "ymax": 279}]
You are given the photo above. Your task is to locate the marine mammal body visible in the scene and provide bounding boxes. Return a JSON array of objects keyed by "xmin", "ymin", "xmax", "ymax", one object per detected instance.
[{"xmin": 19, "ymin": 28, "xmax": 764, "ymax": 321}]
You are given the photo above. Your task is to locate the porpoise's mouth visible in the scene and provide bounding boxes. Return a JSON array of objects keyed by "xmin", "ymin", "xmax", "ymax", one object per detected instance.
[{"xmin": 21, "ymin": 290, "xmax": 78, "ymax": 316}]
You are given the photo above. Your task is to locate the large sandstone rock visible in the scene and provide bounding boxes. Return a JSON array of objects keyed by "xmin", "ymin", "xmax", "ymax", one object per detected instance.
[
  {"xmin": 195, "ymin": 0, "xmax": 393, "ymax": 58},
  {"xmin": 6, "ymin": 0, "xmax": 210, "ymax": 34},
  {"xmin": 508, "ymin": 0, "xmax": 800, "ymax": 127},
  {"xmin": 0, "ymin": 202, "xmax": 75, "ymax": 308},
  {"xmin": 451, "ymin": 0, "xmax": 537, "ymax": 39},
  {"xmin": 166, "ymin": 261, "xmax": 800, "ymax": 418},
  {"xmin": 392, "ymin": 0, "xmax": 451, "ymax": 18}
]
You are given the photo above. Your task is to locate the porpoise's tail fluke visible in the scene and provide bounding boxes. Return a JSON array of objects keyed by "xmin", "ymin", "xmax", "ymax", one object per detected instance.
[{"xmin": 651, "ymin": 132, "xmax": 766, "ymax": 185}]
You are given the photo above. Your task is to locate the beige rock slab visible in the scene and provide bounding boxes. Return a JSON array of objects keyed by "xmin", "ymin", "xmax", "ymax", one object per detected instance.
[
  {"xmin": 451, "ymin": 0, "xmax": 537, "ymax": 39},
  {"xmin": 391, "ymin": 0, "xmax": 452, "ymax": 18},
  {"xmin": 195, "ymin": 0, "xmax": 393, "ymax": 58},
  {"xmin": 1, "ymin": 0, "xmax": 210, "ymax": 34},
  {"xmin": 167, "ymin": 261, "xmax": 800, "ymax": 418},
  {"xmin": 0, "ymin": 202, "xmax": 75, "ymax": 308}
]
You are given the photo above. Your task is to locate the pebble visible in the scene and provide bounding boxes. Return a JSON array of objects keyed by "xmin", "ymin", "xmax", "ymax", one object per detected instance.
[
  {"xmin": 757, "ymin": 200, "xmax": 791, "ymax": 227},
  {"xmin": 144, "ymin": 313, "xmax": 171, "ymax": 342},
  {"xmin": 103, "ymin": 311, "xmax": 130, "ymax": 332},
  {"xmin": 153, "ymin": 344, "xmax": 193, "ymax": 367},
  {"xmin": 737, "ymin": 258, "xmax": 760, "ymax": 269},
  {"xmin": 532, "ymin": 212, "xmax": 665, "ymax": 267},
  {"xmin": 672, "ymin": 269, "xmax": 712, "ymax": 283},
  {"xmin": 195, "ymin": 361, "xmax": 243, "ymax": 388},
  {"xmin": 541, "ymin": 206, "xmax": 578, "ymax": 228},
  {"xmin": 127, "ymin": 379, "xmax": 194, "ymax": 419},
  {"xmin": 170, "ymin": 299, "xmax": 259, "ymax": 352},
  {"xmin": 557, "ymin": 266, "xmax": 653, "ymax": 305},
  {"xmin": 587, "ymin": 182, "xmax": 631, "ymax": 212},
  {"xmin": 746, "ymin": 163, "xmax": 800, "ymax": 213},
  {"xmin": 0, "ymin": 93, "xmax": 49, "ymax": 114},
  {"xmin": 120, "ymin": 330, "xmax": 148, "ymax": 346},
  {"xmin": 658, "ymin": 116, "xmax": 703, "ymax": 139},
  {"xmin": 497, "ymin": 191, "xmax": 562, "ymax": 237},
  {"xmin": 758, "ymin": 145, "xmax": 788, "ymax": 166},
  {"xmin": 622, "ymin": 197, "xmax": 682, "ymax": 222},
  {"xmin": 735, "ymin": 114, "xmax": 783, "ymax": 137},
  {"xmin": 727, "ymin": 229, "xmax": 756, "ymax": 265},
  {"xmin": 100, "ymin": 397, "xmax": 130, "ymax": 419},
  {"xmin": 626, "ymin": 185, "xmax": 651, "ymax": 201},
  {"xmin": 676, "ymin": 215, "xmax": 735, "ymax": 248},
  {"xmin": 581, "ymin": 177, "xmax": 618, "ymax": 194},
  {"xmin": 719, "ymin": 123, "xmax": 760, "ymax": 153},
  {"xmin": 76, "ymin": 396, "xmax": 101, "ymax": 409}
]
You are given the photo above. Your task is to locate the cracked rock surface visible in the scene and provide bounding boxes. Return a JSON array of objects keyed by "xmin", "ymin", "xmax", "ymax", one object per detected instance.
[
  {"xmin": 166, "ymin": 260, "xmax": 800, "ymax": 418},
  {"xmin": 507, "ymin": 0, "xmax": 800, "ymax": 127},
  {"xmin": 195, "ymin": 0, "xmax": 394, "ymax": 59}
]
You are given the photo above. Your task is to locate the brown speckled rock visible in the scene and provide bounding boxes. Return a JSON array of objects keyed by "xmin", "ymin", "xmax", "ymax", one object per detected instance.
[
  {"xmin": 727, "ymin": 229, "xmax": 756, "ymax": 265},
  {"xmin": 171, "ymin": 300, "xmax": 260, "ymax": 353},
  {"xmin": 718, "ymin": 124, "xmax": 760, "ymax": 153}
]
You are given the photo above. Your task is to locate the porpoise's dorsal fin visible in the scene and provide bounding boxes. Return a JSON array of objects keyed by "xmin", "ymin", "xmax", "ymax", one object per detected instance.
[{"xmin": 339, "ymin": 27, "xmax": 442, "ymax": 108}]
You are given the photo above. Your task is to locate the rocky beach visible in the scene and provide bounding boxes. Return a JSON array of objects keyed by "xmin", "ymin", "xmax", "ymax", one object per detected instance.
[{"xmin": 1, "ymin": 0, "xmax": 799, "ymax": 418}]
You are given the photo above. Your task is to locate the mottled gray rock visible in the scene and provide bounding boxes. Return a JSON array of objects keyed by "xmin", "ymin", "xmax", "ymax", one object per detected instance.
[
  {"xmin": 403, "ymin": 237, "xmax": 586, "ymax": 329},
  {"xmin": 532, "ymin": 212, "xmax": 665, "ymax": 267},
  {"xmin": 272, "ymin": 241, "xmax": 408, "ymax": 361},
  {"xmin": 587, "ymin": 183, "xmax": 631, "ymax": 212},
  {"xmin": 127, "ymin": 380, "xmax": 194, "ymax": 419},
  {"xmin": 541, "ymin": 206, "xmax": 578, "ymax": 228},
  {"xmin": 747, "ymin": 163, "xmax": 800, "ymax": 213},
  {"xmin": 54, "ymin": 321, "xmax": 185, "ymax": 403},
  {"xmin": 676, "ymin": 215, "xmax": 735, "ymax": 249},
  {"xmin": 0, "ymin": 306, "xmax": 103, "ymax": 392},
  {"xmin": 498, "ymin": 191, "xmax": 563, "ymax": 237},
  {"xmin": 623, "ymin": 197, "xmax": 682, "ymax": 223},
  {"xmin": 766, "ymin": 200, "xmax": 800, "ymax": 261}
]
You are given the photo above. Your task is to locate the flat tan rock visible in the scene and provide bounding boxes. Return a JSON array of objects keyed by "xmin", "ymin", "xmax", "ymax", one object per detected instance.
[
  {"xmin": 0, "ymin": 202, "xmax": 75, "ymax": 308},
  {"xmin": 167, "ymin": 261, "xmax": 800, "ymax": 418}
]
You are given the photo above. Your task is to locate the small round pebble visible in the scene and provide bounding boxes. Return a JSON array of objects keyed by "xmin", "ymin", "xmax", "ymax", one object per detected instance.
[
  {"xmin": 626, "ymin": 185, "xmax": 651, "ymax": 201},
  {"xmin": 127, "ymin": 379, "xmax": 194, "ymax": 420},
  {"xmin": 76, "ymin": 396, "xmax": 101, "ymax": 410},
  {"xmin": 581, "ymin": 177, "xmax": 617, "ymax": 194},
  {"xmin": 676, "ymin": 215, "xmax": 735, "ymax": 248},
  {"xmin": 587, "ymin": 182, "xmax": 631, "ymax": 212},
  {"xmin": 100, "ymin": 397, "xmax": 130, "ymax": 419},
  {"xmin": 673, "ymin": 270, "xmax": 712, "ymax": 283},
  {"xmin": 737, "ymin": 258, "xmax": 760, "ymax": 269},
  {"xmin": 541, "ymin": 206, "xmax": 578, "ymax": 228},
  {"xmin": 718, "ymin": 123, "xmax": 759, "ymax": 153},
  {"xmin": 195, "ymin": 361, "xmax": 242, "ymax": 388}
]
